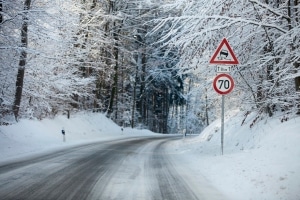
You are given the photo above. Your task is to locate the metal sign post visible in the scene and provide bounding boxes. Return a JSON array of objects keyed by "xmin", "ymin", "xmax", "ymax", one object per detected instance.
[{"xmin": 221, "ymin": 95, "xmax": 225, "ymax": 155}]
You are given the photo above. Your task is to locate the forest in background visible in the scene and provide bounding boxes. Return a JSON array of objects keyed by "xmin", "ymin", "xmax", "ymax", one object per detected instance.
[{"xmin": 0, "ymin": 0, "xmax": 299, "ymax": 134}]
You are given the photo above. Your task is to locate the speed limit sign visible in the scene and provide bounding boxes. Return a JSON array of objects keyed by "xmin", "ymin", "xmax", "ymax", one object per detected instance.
[{"xmin": 213, "ymin": 73, "xmax": 234, "ymax": 95}]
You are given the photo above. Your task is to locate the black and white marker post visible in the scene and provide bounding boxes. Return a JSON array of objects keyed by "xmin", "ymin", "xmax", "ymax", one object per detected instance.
[{"xmin": 61, "ymin": 127, "xmax": 66, "ymax": 142}]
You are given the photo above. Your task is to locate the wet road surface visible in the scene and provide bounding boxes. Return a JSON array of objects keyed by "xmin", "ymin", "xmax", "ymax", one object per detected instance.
[{"xmin": 0, "ymin": 135, "xmax": 227, "ymax": 200}]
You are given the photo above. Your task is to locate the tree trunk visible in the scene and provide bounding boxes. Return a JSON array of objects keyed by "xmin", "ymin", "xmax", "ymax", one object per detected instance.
[
  {"xmin": 295, "ymin": 63, "xmax": 300, "ymax": 114},
  {"xmin": 13, "ymin": 0, "xmax": 31, "ymax": 121},
  {"xmin": 163, "ymin": 87, "xmax": 169, "ymax": 133},
  {"xmin": 295, "ymin": 65, "xmax": 300, "ymax": 92},
  {"xmin": 205, "ymin": 87, "xmax": 209, "ymax": 126},
  {"xmin": 140, "ymin": 49, "xmax": 146, "ymax": 124},
  {"xmin": 131, "ymin": 64, "xmax": 138, "ymax": 128},
  {"xmin": 107, "ymin": 22, "xmax": 119, "ymax": 116},
  {"xmin": 0, "ymin": 0, "xmax": 3, "ymax": 23}
]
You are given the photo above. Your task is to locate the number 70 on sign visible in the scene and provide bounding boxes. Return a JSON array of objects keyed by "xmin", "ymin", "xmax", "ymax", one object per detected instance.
[{"xmin": 213, "ymin": 73, "xmax": 234, "ymax": 95}]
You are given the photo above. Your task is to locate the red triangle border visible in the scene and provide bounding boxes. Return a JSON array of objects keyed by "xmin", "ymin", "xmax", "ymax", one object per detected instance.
[{"xmin": 209, "ymin": 38, "xmax": 239, "ymax": 65}]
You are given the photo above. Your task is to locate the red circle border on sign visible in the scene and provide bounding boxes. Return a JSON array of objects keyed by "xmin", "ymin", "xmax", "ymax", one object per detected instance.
[{"xmin": 213, "ymin": 73, "xmax": 234, "ymax": 95}]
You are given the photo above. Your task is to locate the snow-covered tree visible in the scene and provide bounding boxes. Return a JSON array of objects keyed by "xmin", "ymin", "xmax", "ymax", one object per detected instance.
[
  {"xmin": 1, "ymin": 0, "xmax": 298, "ymax": 134},
  {"xmin": 150, "ymin": 0, "xmax": 300, "ymax": 131}
]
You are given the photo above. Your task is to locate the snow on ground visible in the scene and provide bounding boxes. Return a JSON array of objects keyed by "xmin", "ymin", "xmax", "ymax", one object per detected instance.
[
  {"xmin": 0, "ymin": 111, "xmax": 299, "ymax": 200},
  {"xmin": 170, "ymin": 111, "xmax": 300, "ymax": 200},
  {"xmin": 0, "ymin": 111, "xmax": 156, "ymax": 164}
]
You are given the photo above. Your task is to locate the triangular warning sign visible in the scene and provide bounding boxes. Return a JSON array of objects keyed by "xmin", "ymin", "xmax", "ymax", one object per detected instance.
[{"xmin": 209, "ymin": 38, "xmax": 239, "ymax": 65}]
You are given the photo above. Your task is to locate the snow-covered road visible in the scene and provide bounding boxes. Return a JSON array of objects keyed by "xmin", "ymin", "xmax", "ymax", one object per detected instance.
[{"xmin": 0, "ymin": 135, "xmax": 227, "ymax": 200}]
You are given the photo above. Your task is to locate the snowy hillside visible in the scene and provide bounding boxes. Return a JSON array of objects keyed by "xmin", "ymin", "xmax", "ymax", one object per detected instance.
[
  {"xmin": 0, "ymin": 111, "xmax": 299, "ymax": 200},
  {"xmin": 0, "ymin": 112, "xmax": 156, "ymax": 163},
  {"xmin": 170, "ymin": 111, "xmax": 300, "ymax": 200}
]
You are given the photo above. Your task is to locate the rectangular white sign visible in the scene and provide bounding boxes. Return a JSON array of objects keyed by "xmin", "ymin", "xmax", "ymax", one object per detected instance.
[{"xmin": 215, "ymin": 66, "xmax": 232, "ymax": 73}]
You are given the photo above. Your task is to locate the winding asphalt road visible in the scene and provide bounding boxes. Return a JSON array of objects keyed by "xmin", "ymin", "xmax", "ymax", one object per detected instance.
[{"xmin": 0, "ymin": 135, "xmax": 227, "ymax": 200}]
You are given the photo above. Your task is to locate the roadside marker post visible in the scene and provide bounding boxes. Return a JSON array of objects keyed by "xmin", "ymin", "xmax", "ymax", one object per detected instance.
[{"xmin": 62, "ymin": 128, "xmax": 66, "ymax": 142}]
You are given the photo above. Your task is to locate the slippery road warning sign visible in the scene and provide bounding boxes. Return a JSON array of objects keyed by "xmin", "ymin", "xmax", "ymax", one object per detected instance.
[
  {"xmin": 213, "ymin": 73, "xmax": 234, "ymax": 95},
  {"xmin": 209, "ymin": 38, "xmax": 239, "ymax": 65}
]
